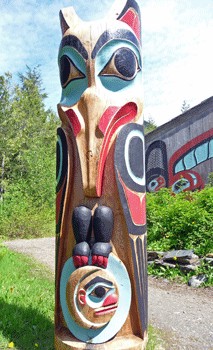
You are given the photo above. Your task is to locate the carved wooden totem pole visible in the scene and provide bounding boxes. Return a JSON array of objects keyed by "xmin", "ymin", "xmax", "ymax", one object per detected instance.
[{"xmin": 55, "ymin": 0, "xmax": 148, "ymax": 349}]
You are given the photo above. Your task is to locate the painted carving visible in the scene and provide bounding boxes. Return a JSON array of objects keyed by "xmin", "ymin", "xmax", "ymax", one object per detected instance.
[
  {"xmin": 145, "ymin": 140, "xmax": 168, "ymax": 193},
  {"xmin": 146, "ymin": 129, "xmax": 213, "ymax": 194},
  {"xmin": 55, "ymin": 0, "xmax": 147, "ymax": 349}
]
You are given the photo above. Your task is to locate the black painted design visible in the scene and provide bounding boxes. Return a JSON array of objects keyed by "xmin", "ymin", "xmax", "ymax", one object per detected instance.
[
  {"xmin": 94, "ymin": 286, "xmax": 106, "ymax": 298},
  {"xmin": 115, "ymin": 48, "xmax": 137, "ymax": 78},
  {"xmin": 129, "ymin": 235, "xmax": 148, "ymax": 338},
  {"xmin": 72, "ymin": 241, "xmax": 90, "ymax": 257},
  {"xmin": 59, "ymin": 55, "xmax": 85, "ymax": 88},
  {"xmin": 115, "ymin": 123, "xmax": 145, "ymax": 193},
  {"xmin": 56, "ymin": 177, "xmax": 67, "ymax": 235},
  {"xmin": 85, "ymin": 276, "xmax": 113, "ymax": 290},
  {"xmin": 145, "ymin": 140, "xmax": 168, "ymax": 192},
  {"xmin": 72, "ymin": 206, "xmax": 92, "ymax": 243},
  {"xmin": 99, "ymin": 48, "xmax": 140, "ymax": 81},
  {"xmin": 129, "ymin": 136, "xmax": 143, "ymax": 178},
  {"xmin": 93, "ymin": 206, "xmax": 113, "ymax": 243},
  {"xmin": 56, "ymin": 128, "xmax": 68, "ymax": 193},
  {"xmin": 114, "ymin": 123, "xmax": 146, "ymax": 235},
  {"xmin": 59, "ymin": 35, "xmax": 88, "ymax": 60},
  {"xmin": 56, "ymin": 128, "xmax": 68, "ymax": 272},
  {"xmin": 91, "ymin": 29, "xmax": 140, "ymax": 59},
  {"xmin": 91, "ymin": 242, "xmax": 112, "ymax": 257}
]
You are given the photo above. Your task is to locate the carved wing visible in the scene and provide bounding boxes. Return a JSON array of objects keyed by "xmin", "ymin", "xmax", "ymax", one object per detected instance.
[{"xmin": 114, "ymin": 122, "xmax": 148, "ymax": 338}]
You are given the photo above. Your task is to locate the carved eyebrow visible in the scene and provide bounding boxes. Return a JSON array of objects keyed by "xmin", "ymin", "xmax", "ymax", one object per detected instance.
[
  {"xmin": 85, "ymin": 276, "xmax": 113, "ymax": 290},
  {"xmin": 91, "ymin": 29, "xmax": 140, "ymax": 59},
  {"xmin": 59, "ymin": 35, "xmax": 88, "ymax": 60}
]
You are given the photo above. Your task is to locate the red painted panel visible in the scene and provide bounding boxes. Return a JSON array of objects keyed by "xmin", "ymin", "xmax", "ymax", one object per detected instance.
[
  {"xmin": 119, "ymin": 173, "xmax": 146, "ymax": 226},
  {"xmin": 65, "ymin": 109, "xmax": 81, "ymax": 137},
  {"xmin": 99, "ymin": 106, "xmax": 120, "ymax": 135},
  {"xmin": 97, "ymin": 102, "xmax": 138, "ymax": 197},
  {"xmin": 119, "ymin": 9, "xmax": 141, "ymax": 43}
]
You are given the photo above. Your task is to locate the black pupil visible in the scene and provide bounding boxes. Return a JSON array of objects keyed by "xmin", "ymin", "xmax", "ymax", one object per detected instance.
[
  {"xmin": 114, "ymin": 48, "xmax": 136, "ymax": 78},
  {"xmin": 94, "ymin": 286, "xmax": 106, "ymax": 298},
  {"xmin": 150, "ymin": 181, "xmax": 156, "ymax": 188},
  {"xmin": 60, "ymin": 55, "xmax": 70, "ymax": 86}
]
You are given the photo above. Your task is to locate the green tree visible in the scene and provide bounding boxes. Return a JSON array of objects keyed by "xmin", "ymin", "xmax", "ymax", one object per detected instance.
[
  {"xmin": 144, "ymin": 115, "xmax": 157, "ymax": 134},
  {"xmin": 0, "ymin": 66, "xmax": 60, "ymax": 238},
  {"xmin": 181, "ymin": 100, "xmax": 190, "ymax": 113}
]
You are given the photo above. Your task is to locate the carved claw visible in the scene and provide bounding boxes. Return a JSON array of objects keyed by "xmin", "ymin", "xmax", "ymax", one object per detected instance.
[
  {"xmin": 92, "ymin": 255, "xmax": 108, "ymax": 268},
  {"xmin": 73, "ymin": 255, "xmax": 89, "ymax": 268},
  {"xmin": 91, "ymin": 242, "xmax": 112, "ymax": 268},
  {"xmin": 73, "ymin": 242, "xmax": 90, "ymax": 268}
]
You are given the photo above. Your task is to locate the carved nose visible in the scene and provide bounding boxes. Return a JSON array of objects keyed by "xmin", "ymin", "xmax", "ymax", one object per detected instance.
[{"xmin": 102, "ymin": 293, "xmax": 118, "ymax": 307}]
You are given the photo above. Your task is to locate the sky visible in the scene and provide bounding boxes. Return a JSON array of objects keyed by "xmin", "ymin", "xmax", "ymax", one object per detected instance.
[{"xmin": 1, "ymin": 0, "xmax": 213, "ymax": 126}]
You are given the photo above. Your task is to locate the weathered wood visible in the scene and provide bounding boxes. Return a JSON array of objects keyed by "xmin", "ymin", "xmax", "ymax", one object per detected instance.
[{"xmin": 55, "ymin": 0, "xmax": 147, "ymax": 348}]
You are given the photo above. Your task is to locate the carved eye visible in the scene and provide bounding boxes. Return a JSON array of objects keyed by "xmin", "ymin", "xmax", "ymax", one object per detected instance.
[
  {"xmin": 89, "ymin": 285, "xmax": 111, "ymax": 300},
  {"xmin": 99, "ymin": 48, "xmax": 140, "ymax": 81},
  {"xmin": 59, "ymin": 55, "xmax": 85, "ymax": 88}
]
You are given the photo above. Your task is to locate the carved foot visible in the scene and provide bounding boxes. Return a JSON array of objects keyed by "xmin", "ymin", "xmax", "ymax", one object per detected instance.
[
  {"xmin": 91, "ymin": 242, "xmax": 112, "ymax": 268},
  {"xmin": 73, "ymin": 242, "xmax": 90, "ymax": 268}
]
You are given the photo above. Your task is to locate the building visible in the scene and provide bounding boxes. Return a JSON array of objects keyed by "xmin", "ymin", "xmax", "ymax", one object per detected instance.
[{"xmin": 145, "ymin": 96, "xmax": 213, "ymax": 193}]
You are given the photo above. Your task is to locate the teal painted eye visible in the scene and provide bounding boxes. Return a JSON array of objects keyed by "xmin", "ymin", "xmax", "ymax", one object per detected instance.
[
  {"xmin": 60, "ymin": 55, "xmax": 85, "ymax": 88},
  {"xmin": 99, "ymin": 48, "xmax": 140, "ymax": 81}
]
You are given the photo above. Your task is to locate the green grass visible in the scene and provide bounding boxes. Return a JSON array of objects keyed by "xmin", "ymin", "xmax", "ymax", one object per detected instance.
[
  {"xmin": 0, "ymin": 245, "xmax": 167, "ymax": 350},
  {"xmin": 0, "ymin": 245, "xmax": 55, "ymax": 349}
]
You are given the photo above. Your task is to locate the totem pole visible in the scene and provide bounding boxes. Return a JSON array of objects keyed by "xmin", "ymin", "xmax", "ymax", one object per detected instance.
[{"xmin": 55, "ymin": 0, "xmax": 148, "ymax": 349}]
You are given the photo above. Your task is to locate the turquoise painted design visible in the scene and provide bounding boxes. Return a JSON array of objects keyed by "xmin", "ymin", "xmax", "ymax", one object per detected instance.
[
  {"xmin": 209, "ymin": 139, "xmax": 213, "ymax": 158},
  {"xmin": 174, "ymin": 159, "xmax": 185, "ymax": 173},
  {"xmin": 58, "ymin": 47, "xmax": 88, "ymax": 106},
  {"xmin": 184, "ymin": 150, "xmax": 196, "ymax": 170},
  {"xmin": 96, "ymin": 40, "xmax": 142, "ymax": 94},
  {"xmin": 56, "ymin": 136, "xmax": 63, "ymax": 184},
  {"xmin": 60, "ymin": 254, "xmax": 131, "ymax": 343},
  {"xmin": 195, "ymin": 143, "xmax": 208, "ymax": 164},
  {"xmin": 124, "ymin": 129, "xmax": 145, "ymax": 186}
]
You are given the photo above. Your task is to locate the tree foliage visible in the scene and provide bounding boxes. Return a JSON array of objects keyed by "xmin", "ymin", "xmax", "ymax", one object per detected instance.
[
  {"xmin": 0, "ymin": 67, "xmax": 60, "ymax": 238},
  {"xmin": 144, "ymin": 115, "xmax": 157, "ymax": 134},
  {"xmin": 181, "ymin": 100, "xmax": 190, "ymax": 113}
]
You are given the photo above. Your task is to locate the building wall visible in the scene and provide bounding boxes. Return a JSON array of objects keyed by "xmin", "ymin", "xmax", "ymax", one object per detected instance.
[{"xmin": 145, "ymin": 97, "xmax": 213, "ymax": 194}]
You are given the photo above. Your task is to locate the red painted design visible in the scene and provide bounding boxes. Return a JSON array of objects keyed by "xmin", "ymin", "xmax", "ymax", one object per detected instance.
[
  {"xmin": 92, "ymin": 255, "xmax": 108, "ymax": 268},
  {"xmin": 99, "ymin": 106, "xmax": 120, "ymax": 135},
  {"xmin": 78, "ymin": 289, "xmax": 86, "ymax": 305},
  {"xmin": 170, "ymin": 170, "xmax": 204, "ymax": 193},
  {"xmin": 65, "ymin": 109, "xmax": 81, "ymax": 137},
  {"xmin": 102, "ymin": 294, "xmax": 118, "ymax": 307},
  {"xmin": 169, "ymin": 129, "xmax": 213, "ymax": 192},
  {"xmin": 73, "ymin": 255, "xmax": 88, "ymax": 268},
  {"xmin": 155, "ymin": 176, "xmax": 166, "ymax": 191},
  {"xmin": 97, "ymin": 102, "xmax": 138, "ymax": 197},
  {"xmin": 119, "ymin": 9, "xmax": 141, "ymax": 43},
  {"xmin": 119, "ymin": 173, "xmax": 146, "ymax": 225}
]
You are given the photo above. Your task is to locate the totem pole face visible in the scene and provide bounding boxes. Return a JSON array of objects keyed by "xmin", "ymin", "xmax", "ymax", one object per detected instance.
[
  {"xmin": 58, "ymin": 0, "xmax": 143, "ymax": 197},
  {"xmin": 66, "ymin": 267, "xmax": 119, "ymax": 329}
]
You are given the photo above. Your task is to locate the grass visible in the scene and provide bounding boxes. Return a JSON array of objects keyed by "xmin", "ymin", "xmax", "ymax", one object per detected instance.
[
  {"xmin": 0, "ymin": 245, "xmax": 167, "ymax": 350},
  {"xmin": 0, "ymin": 245, "xmax": 54, "ymax": 349}
]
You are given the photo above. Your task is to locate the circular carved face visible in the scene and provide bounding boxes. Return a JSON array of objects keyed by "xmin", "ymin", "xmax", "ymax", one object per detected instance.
[{"xmin": 66, "ymin": 266, "xmax": 119, "ymax": 329}]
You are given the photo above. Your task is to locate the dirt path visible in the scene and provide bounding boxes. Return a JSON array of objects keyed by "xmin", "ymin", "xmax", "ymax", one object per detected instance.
[{"xmin": 2, "ymin": 237, "xmax": 213, "ymax": 350}]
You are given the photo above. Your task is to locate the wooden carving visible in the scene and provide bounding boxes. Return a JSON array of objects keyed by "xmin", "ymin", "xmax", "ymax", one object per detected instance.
[{"xmin": 55, "ymin": 0, "xmax": 148, "ymax": 349}]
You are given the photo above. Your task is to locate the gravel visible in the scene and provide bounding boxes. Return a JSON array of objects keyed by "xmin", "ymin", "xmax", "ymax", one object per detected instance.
[{"xmin": 2, "ymin": 237, "xmax": 213, "ymax": 350}]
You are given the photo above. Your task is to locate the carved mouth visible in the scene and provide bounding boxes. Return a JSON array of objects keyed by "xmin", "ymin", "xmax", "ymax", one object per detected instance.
[{"xmin": 94, "ymin": 305, "xmax": 117, "ymax": 316}]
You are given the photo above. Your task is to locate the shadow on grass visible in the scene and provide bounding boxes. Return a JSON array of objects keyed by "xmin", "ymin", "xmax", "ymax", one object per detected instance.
[{"xmin": 0, "ymin": 299, "xmax": 54, "ymax": 349}]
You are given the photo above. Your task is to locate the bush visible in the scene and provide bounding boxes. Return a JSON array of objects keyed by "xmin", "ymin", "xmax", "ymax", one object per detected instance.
[{"xmin": 146, "ymin": 187, "xmax": 213, "ymax": 257}]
